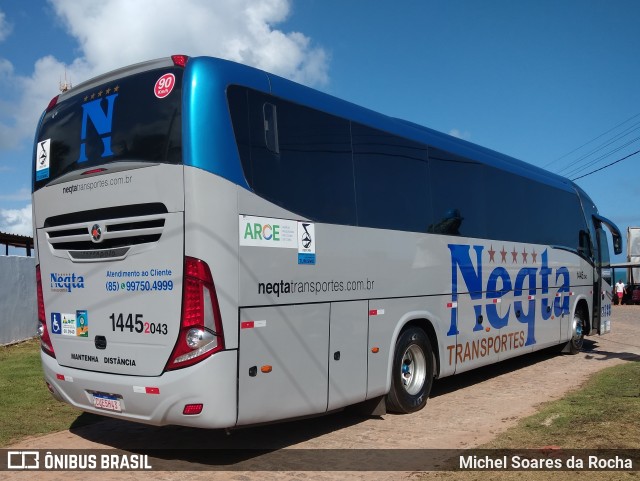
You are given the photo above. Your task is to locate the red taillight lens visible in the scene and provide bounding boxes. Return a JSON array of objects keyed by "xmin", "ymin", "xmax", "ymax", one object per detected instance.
[
  {"xmin": 36, "ymin": 265, "xmax": 55, "ymax": 358},
  {"xmin": 171, "ymin": 55, "xmax": 189, "ymax": 68},
  {"xmin": 36, "ymin": 265, "xmax": 45, "ymax": 322},
  {"xmin": 182, "ymin": 259, "xmax": 211, "ymax": 327},
  {"xmin": 165, "ymin": 257, "xmax": 224, "ymax": 371},
  {"xmin": 46, "ymin": 95, "xmax": 59, "ymax": 113},
  {"xmin": 81, "ymin": 168, "xmax": 107, "ymax": 175}
]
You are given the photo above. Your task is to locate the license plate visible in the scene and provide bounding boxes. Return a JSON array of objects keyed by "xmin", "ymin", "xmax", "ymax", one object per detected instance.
[{"xmin": 93, "ymin": 394, "xmax": 122, "ymax": 412}]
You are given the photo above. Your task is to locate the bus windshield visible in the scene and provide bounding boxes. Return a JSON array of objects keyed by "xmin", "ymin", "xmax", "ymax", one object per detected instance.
[{"xmin": 33, "ymin": 67, "xmax": 183, "ymax": 191}]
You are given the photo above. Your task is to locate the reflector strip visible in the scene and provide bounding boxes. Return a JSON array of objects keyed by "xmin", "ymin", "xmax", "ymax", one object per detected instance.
[
  {"xmin": 528, "ymin": 295, "xmax": 536, "ymax": 300},
  {"xmin": 491, "ymin": 298, "xmax": 502, "ymax": 304},
  {"xmin": 447, "ymin": 302, "xmax": 458, "ymax": 309},
  {"xmin": 56, "ymin": 374, "xmax": 73, "ymax": 382},
  {"xmin": 241, "ymin": 320, "xmax": 266, "ymax": 329},
  {"xmin": 183, "ymin": 404, "xmax": 203, "ymax": 415},
  {"xmin": 369, "ymin": 309, "xmax": 385, "ymax": 316},
  {"xmin": 81, "ymin": 168, "xmax": 107, "ymax": 175},
  {"xmin": 133, "ymin": 386, "xmax": 160, "ymax": 394}
]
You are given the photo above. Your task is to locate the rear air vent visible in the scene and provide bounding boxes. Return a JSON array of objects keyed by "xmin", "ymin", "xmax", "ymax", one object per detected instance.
[
  {"xmin": 44, "ymin": 203, "xmax": 169, "ymax": 255},
  {"xmin": 44, "ymin": 203, "xmax": 168, "ymax": 228}
]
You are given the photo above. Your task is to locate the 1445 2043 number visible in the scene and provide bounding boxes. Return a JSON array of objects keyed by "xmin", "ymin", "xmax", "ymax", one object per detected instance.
[{"xmin": 110, "ymin": 313, "xmax": 168, "ymax": 335}]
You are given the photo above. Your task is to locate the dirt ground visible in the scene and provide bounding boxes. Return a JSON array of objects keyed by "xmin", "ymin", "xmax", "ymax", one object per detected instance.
[{"xmin": 5, "ymin": 306, "xmax": 640, "ymax": 480}]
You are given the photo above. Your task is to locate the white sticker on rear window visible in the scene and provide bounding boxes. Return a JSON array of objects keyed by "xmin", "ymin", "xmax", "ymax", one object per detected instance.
[{"xmin": 36, "ymin": 138, "xmax": 50, "ymax": 181}]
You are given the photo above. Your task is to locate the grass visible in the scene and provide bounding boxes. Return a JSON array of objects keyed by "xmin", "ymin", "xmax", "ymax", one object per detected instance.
[
  {"xmin": 425, "ymin": 360, "xmax": 640, "ymax": 480},
  {"xmin": 1, "ymin": 339, "xmax": 638, "ymax": 481},
  {"xmin": 0, "ymin": 339, "xmax": 100, "ymax": 446},
  {"xmin": 484, "ymin": 360, "xmax": 640, "ymax": 450}
]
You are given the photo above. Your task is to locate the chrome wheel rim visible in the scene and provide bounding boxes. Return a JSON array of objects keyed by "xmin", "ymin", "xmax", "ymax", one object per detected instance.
[
  {"xmin": 400, "ymin": 344, "xmax": 426, "ymax": 395},
  {"xmin": 572, "ymin": 315, "xmax": 584, "ymax": 349}
]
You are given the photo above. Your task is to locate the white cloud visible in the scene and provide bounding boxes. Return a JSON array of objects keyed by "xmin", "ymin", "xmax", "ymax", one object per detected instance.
[
  {"xmin": 0, "ymin": 187, "xmax": 31, "ymax": 201},
  {"xmin": 8, "ymin": 55, "xmax": 91, "ymax": 150},
  {"xmin": 449, "ymin": 128, "xmax": 471, "ymax": 140},
  {"xmin": 0, "ymin": 204, "xmax": 32, "ymax": 236},
  {"xmin": 50, "ymin": 0, "xmax": 328, "ymax": 84},
  {"xmin": 0, "ymin": 0, "xmax": 329, "ymax": 147},
  {"xmin": 0, "ymin": 57, "xmax": 18, "ymax": 149},
  {"xmin": 0, "ymin": 10, "xmax": 12, "ymax": 42}
]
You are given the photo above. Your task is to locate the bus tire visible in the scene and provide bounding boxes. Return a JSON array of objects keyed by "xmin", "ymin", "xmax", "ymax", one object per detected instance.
[
  {"xmin": 568, "ymin": 309, "xmax": 586, "ymax": 354},
  {"xmin": 386, "ymin": 327, "xmax": 434, "ymax": 413}
]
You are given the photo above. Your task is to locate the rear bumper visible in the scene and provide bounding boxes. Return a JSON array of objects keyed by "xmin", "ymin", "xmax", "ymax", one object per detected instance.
[{"xmin": 41, "ymin": 349, "xmax": 238, "ymax": 428}]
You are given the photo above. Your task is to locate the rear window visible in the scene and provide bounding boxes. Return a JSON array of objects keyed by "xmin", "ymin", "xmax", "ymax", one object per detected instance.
[{"xmin": 33, "ymin": 67, "xmax": 183, "ymax": 191}]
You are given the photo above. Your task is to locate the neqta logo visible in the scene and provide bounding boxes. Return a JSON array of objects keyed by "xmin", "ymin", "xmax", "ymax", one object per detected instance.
[{"xmin": 447, "ymin": 244, "xmax": 571, "ymax": 347}]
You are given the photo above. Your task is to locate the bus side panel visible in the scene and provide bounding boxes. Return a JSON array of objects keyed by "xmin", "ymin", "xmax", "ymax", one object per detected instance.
[
  {"xmin": 328, "ymin": 301, "xmax": 368, "ymax": 411},
  {"xmin": 237, "ymin": 304, "xmax": 330, "ymax": 426},
  {"xmin": 183, "ymin": 168, "xmax": 241, "ymax": 349}
]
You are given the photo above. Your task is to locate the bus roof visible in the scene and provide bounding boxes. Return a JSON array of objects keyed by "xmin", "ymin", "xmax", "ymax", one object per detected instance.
[
  {"xmin": 190, "ymin": 55, "xmax": 575, "ymax": 193},
  {"xmin": 52, "ymin": 55, "xmax": 576, "ymax": 194}
]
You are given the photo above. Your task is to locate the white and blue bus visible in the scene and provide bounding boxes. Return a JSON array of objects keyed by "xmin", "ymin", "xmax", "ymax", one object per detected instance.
[{"xmin": 33, "ymin": 55, "xmax": 622, "ymax": 427}]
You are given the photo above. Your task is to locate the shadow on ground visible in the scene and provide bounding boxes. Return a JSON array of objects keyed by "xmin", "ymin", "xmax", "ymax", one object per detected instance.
[{"xmin": 67, "ymin": 339, "xmax": 640, "ymax": 469}]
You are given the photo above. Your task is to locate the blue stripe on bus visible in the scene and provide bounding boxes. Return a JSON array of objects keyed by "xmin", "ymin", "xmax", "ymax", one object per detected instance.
[{"xmin": 182, "ymin": 56, "xmax": 572, "ymax": 194}]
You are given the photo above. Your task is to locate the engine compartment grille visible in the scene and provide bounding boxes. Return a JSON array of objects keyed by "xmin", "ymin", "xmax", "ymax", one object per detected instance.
[{"xmin": 44, "ymin": 203, "xmax": 169, "ymax": 255}]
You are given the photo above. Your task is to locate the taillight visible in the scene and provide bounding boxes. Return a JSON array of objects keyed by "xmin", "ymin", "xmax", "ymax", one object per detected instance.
[
  {"xmin": 165, "ymin": 257, "xmax": 224, "ymax": 371},
  {"xmin": 36, "ymin": 265, "xmax": 55, "ymax": 358},
  {"xmin": 81, "ymin": 168, "xmax": 107, "ymax": 175},
  {"xmin": 171, "ymin": 55, "xmax": 189, "ymax": 68},
  {"xmin": 46, "ymin": 95, "xmax": 59, "ymax": 113}
]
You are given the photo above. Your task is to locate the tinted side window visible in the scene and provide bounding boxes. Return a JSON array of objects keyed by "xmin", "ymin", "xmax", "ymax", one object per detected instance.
[
  {"xmin": 484, "ymin": 168, "xmax": 532, "ymax": 243},
  {"xmin": 353, "ymin": 124, "xmax": 431, "ymax": 232},
  {"xmin": 227, "ymin": 86, "xmax": 251, "ymax": 180},
  {"xmin": 535, "ymin": 184, "xmax": 588, "ymax": 250},
  {"xmin": 235, "ymin": 88, "xmax": 356, "ymax": 225},
  {"xmin": 428, "ymin": 148, "xmax": 486, "ymax": 238},
  {"xmin": 484, "ymin": 166, "xmax": 588, "ymax": 250}
]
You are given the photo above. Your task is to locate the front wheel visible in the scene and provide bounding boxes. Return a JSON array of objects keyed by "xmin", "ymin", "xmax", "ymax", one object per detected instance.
[{"xmin": 386, "ymin": 327, "xmax": 434, "ymax": 413}]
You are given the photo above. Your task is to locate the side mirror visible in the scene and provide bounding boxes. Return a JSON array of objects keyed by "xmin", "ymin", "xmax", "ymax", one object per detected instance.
[
  {"xmin": 613, "ymin": 234, "xmax": 622, "ymax": 256},
  {"xmin": 593, "ymin": 214, "xmax": 623, "ymax": 256}
]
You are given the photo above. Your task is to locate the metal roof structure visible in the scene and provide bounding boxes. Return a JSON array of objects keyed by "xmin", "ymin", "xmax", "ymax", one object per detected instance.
[{"xmin": 0, "ymin": 231, "xmax": 33, "ymax": 256}]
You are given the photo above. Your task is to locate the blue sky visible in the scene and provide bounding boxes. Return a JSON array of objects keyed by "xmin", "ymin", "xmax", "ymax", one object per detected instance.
[{"xmin": 1, "ymin": 0, "xmax": 639, "ymax": 262}]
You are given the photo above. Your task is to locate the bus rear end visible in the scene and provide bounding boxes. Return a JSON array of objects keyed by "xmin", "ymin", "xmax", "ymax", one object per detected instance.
[{"xmin": 33, "ymin": 56, "xmax": 236, "ymax": 427}]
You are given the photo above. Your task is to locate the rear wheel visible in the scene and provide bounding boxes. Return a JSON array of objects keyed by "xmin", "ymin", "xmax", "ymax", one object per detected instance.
[
  {"xmin": 568, "ymin": 310, "xmax": 585, "ymax": 354},
  {"xmin": 386, "ymin": 327, "xmax": 434, "ymax": 413}
]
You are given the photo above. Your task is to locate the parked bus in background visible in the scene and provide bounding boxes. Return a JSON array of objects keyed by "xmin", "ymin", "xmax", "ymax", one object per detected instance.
[{"xmin": 33, "ymin": 55, "xmax": 622, "ymax": 427}]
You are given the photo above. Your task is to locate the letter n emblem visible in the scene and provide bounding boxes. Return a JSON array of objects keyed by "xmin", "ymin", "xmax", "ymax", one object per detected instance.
[{"xmin": 77, "ymin": 93, "xmax": 119, "ymax": 162}]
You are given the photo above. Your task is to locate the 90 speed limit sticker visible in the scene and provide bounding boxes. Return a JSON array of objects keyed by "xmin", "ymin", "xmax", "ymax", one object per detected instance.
[{"xmin": 154, "ymin": 73, "xmax": 175, "ymax": 98}]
